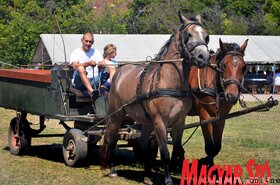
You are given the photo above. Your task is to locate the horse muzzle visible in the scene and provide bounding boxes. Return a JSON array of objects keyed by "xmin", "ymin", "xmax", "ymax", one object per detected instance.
[
  {"xmin": 191, "ymin": 47, "xmax": 210, "ymax": 68},
  {"xmin": 225, "ymin": 93, "xmax": 239, "ymax": 105}
]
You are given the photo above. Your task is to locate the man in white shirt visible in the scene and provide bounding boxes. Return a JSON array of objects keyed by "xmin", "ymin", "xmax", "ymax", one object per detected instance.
[{"xmin": 70, "ymin": 32, "xmax": 106, "ymax": 98}]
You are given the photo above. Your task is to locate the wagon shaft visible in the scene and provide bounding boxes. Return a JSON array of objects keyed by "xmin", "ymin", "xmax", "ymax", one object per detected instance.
[{"xmin": 182, "ymin": 99, "xmax": 278, "ymax": 130}]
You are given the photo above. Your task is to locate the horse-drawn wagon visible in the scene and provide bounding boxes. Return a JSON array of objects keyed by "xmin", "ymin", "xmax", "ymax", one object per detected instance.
[
  {"xmin": 0, "ymin": 67, "xmax": 141, "ymax": 167},
  {"xmin": 1, "ymin": 13, "xmax": 279, "ymax": 185}
]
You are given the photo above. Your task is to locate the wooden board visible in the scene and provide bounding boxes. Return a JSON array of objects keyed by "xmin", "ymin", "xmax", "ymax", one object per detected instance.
[{"xmin": 0, "ymin": 69, "xmax": 51, "ymax": 83}]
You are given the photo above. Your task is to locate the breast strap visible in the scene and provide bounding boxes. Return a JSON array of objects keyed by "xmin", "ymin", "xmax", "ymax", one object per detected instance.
[{"xmin": 135, "ymin": 88, "xmax": 189, "ymax": 103}]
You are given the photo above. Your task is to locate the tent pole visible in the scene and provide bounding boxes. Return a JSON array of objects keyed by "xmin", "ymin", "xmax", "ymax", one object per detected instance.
[{"xmin": 273, "ymin": 64, "xmax": 276, "ymax": 94}]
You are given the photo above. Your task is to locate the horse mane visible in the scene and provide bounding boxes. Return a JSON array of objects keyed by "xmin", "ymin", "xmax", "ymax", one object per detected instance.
[
  {"xmin": 154, "ymin": 18, "xmax": 201, "ymax": 61},
  {"xmin": 154, "ymin": 33, "xmax": 176, "ymax": 60},
  {"xmin": 216, "ymin": 42, "xmax": 241, "ymax": 60}
]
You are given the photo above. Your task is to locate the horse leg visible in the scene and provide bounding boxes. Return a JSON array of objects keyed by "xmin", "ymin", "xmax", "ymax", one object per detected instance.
[
  {"xmin": 153, "ymin": 117, "xmax": 173, "ymax": 185},
  {"xmin": 140, "ymin": 124, "xmax": 157, "ymax": 185},
  {"xmin": 100, "ymin": 111, "xmax": 125, "ymax": 176},
  {"xmin": 170, "ymin": 119, "xmax": 185, "ymax": 173},
  {"xmin": 200, "ymin": 110, "xmax": 215, "ymax": 167},
  {"xmin": 201, "ymin": 120, "xmax": 225, "ymax": 166},
  {"xmin": 201, "ymin": 125, "xmax": 215, "ymax": 166},
  {"xmin": 212, "ymin": 120, "xmax": 225, "ymax": 157}
]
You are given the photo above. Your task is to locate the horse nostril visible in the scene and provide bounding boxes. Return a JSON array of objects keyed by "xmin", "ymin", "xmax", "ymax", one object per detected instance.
[
  {"xmin": 198, "ymin": 54, "xmax": 204, "ymax": 60},
  {"xmin": 226, "ymin": 93, "xmax": 238, "ymax": 104}
]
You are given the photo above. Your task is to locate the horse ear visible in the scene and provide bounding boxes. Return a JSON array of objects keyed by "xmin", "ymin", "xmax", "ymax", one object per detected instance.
[
  {"xmin": 195, "ymin": 14, "xmax": 201, "ymax": 24},
  {"xmin": 219, "ymin": 38, "xmax": 227, "ymax": 51},
  {"xmin": 240, "ymin": 39, "xmax": 249, "ymax": 54},
  {"xmin": 178, "ymin": 11, "xmax": 189, "ymax": 24}
]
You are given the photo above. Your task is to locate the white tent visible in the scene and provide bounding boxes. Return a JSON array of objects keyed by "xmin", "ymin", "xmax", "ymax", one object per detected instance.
[{"xmin": 32, "ymin": 34, "xmax": 280, "ymax": 65}]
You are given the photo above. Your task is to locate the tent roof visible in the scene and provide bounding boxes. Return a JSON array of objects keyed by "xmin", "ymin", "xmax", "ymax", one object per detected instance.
[{"xmin": 31, "ymin": 34, "xmax": 280, "ymax": 65}]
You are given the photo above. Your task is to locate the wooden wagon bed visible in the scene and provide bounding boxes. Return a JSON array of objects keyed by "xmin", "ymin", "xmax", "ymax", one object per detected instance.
[{"xmin": 0, "ymin": 69, "xmax": 52, "ymax": 83}]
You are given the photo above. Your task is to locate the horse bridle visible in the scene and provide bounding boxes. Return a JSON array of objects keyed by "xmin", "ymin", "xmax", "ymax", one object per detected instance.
[
  {"xmin": 218, "ymin": 50, "xmax": 247, "ymax": 93},
  {"xmin": 179, "ymin": 22, "xmax": 209, "ymax": 64}
]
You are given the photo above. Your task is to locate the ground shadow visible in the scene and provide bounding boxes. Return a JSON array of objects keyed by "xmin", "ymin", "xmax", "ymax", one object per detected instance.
[
  {"xmin": 3, "ymin": 144, "xmax": 64, "ymax": 163},
  {"xmin": 117, "ymin": 169, "xmax": 181, "ymax": 185},
  {"xmin": 3, "ymin": 144, "xmax": 181, "ymax": 184},
  {"xmin": 3, "ymin": 143, "xmax": 139, "ymax": 167}
]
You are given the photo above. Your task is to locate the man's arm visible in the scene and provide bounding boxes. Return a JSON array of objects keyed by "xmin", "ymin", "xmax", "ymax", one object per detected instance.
[{"xmin": 72, "ymin": 61, "xmax": 97, "ymax": 70}]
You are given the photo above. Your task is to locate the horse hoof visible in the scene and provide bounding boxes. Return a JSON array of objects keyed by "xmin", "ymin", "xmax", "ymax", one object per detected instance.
[
  {"xmin": 107, "ymin": 170, "xmax": 118, "ymax": 177},
  {"xmin": 170, "ymin": 166, "xmax": 181, "ymax": 174},
  {"xmin": 144, "ymin": 177, "xmax": 153, "ymax": 185},
  {"xmin": 107, "ymin": 172, "xmax": 118, "ymax": 177},
  {"xmin": 108, "ymin": 172, "xmax": 118, "ymax": 177},
  {"xmin": 165, "ymin": 178, "xmax": 173, "ymax": 185},
  {"xmin": 107, "ymin": 167, "xmax": 118, "ymax": 177}
]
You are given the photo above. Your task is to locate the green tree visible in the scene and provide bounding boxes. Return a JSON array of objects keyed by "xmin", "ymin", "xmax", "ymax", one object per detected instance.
[
  {"xmin": 0, "ymin": 0, "xmax": 53, "ymax": 67},
  {"xmin": 125, "ymin": 0, "xmax": 209, "ymax": 33},
  {"xmin": 1, "ymin": 0, "xmax": 280, "ymax": 68},
  {"xmin": 90, "ymin": 0, "xmax": 128, "ymax": 34},
  {"xmin": 54, "ymin": 2, "xmax": 96, "ymax": 34},
  {"xmin": 264, "ymin": 0, "xmax": 280, "ymax": 34},
  {"xmin": 201, "ymin": 4, "xmax": 224, "ymax": 34}
]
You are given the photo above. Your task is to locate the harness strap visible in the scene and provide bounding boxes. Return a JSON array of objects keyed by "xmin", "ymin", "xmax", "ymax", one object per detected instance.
[
  {"xmin": 84, "ymin": 88, "xmax": 189, "ymax": 133},
  {"xmin": 135, "ymin": 88, "xmax": 189, "ymax": 103},
  {"xmin": 191, "ymin": 87, "xmax": 216, "ymax": 97},
  {"xmin": 137, "ymin": 64, "xmax": 160, "ymax": 120}
]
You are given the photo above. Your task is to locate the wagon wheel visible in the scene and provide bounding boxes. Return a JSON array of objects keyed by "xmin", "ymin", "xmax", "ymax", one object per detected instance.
[
  {"xmin": 8, "ymin": 117, "xmax": 31, "ymax": 155},
  {"xmin": 62, "ymin": 129, "xmax": 88, "ymax": 167},
  {"xmin": 74, "ymin": 121, "xmax": 101, "ymax": 150}
]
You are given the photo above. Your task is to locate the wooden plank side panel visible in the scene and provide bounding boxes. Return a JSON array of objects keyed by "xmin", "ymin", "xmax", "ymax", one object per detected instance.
[
  {"xmin": 0, "ymin": 69, "xmax": 51, "ymax": 83},
  {"xmin": 0, "ymin": 78, "xmax": 54, "ymax": 115}
]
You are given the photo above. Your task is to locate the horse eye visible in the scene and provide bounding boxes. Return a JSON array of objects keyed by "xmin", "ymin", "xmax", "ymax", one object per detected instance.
[
  {"xmin": 205, "ymin": 36, "xmax": 209, "ymax": 44},
  {"xmin": 182, "ymin": 32, "xmax": 189, "ymax": 43},
  {"xmin": 242, "ymin": 66, "xmax": 247, "ymax": 74}
]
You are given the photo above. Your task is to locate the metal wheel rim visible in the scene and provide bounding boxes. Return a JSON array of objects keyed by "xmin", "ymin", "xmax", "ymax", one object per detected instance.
[
  {"xmin": 9, "ymin": 120, "xmax": 21, "ymax": 150},
  {"xmin": 65, "ymin": 139, "xmax": 76, "ymax": 160}
]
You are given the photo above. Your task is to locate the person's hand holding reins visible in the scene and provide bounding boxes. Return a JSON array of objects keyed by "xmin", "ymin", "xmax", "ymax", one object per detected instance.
[{"xmin": 88, "ymin": 60, "xmax": 97, "ymax": 67}]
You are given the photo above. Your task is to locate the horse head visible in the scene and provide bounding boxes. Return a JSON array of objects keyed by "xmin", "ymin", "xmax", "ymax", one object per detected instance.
[
  {"xmin": 217, "ymin": 38, "xmax": 248, "ymax": 105},
  {"xmin": 178, "ymin": 12, "xmax": 210, "ymax": 68}
]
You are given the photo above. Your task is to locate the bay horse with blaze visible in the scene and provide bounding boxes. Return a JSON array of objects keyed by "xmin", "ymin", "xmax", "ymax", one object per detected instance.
[
  {"xmin": 100, "ymin": 13, "xmax": 210, "ymax": 185},
  {"xmin": 188, "ymin": 38, "xmax": 248, "ymax": 168}
]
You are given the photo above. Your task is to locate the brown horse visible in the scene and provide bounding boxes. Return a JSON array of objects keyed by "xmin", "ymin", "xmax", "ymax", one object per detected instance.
[
  {"xmin": 187, "ymin": 38, "xmax": 248, "ymax": 167},
  {"xmin": 100, "ymin": 13, "xmax": 210, "ymax": 185}
]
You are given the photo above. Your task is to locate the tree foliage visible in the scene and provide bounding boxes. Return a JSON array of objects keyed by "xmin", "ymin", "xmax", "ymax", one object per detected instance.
[
  {"xmin": 0, "ymin": 0, "xmax": 279, "ymax": 67},
  {"xmin": 0, "ymin": 0, "xmax": 53, "ymax": 67}
]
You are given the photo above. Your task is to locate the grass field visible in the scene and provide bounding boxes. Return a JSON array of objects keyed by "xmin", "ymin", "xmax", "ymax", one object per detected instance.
[{"xmin": 0, "ymin": 99, "xmax": 279, "ymax": 185}]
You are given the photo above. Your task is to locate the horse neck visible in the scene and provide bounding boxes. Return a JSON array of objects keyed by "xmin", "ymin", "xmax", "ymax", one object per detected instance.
[{"xmin": 159, "ymin": 34, "xmax": 190, "ymax": 90}]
